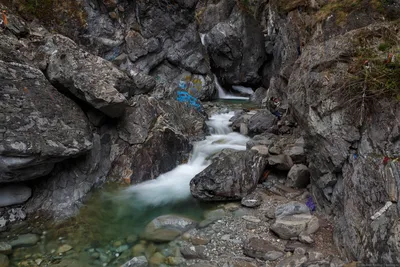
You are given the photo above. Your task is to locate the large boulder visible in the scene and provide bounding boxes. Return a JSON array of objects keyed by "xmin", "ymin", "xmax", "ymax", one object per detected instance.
[
  {"xmin": 46, "ymin": 35, "xmax": 136, "ymax": 118},
  {"xmin": 0, "ymin": 60, "xmax": 92, "ymax": 183},
  {"xmin": 247, "ymin": 110, "xmax": 277, "ymax": 134},
  {"xmin": 143, "ymin": 215, "xmax": 197, "ymax": 242},
  {"xmin": 287, "ymin": 164, "xmax": 310, "ymax": 188},
  {"xmin": 190, "ymin": 150, "xmax": 266, "ymax": 201}
]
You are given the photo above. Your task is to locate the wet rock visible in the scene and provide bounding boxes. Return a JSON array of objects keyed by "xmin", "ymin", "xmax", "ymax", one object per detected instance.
[
  {"xmin": 270, "ymin": 214, "xmax": 319, "ymax": 239},
  {"xmin": 248, "ymin": 110, "xmax": 277, "ymax": 134},
  {"xmin": 0, "ymin": 254, "xmax": 9, "ymax": 267},
  {"xmin": 143, "ymin": 215, "xmax": 197, "ymax": 242},
  {"xmin": 149, "ymin": 252, "xmax": 165, "ymax": 265},
  {"xmin": 126, "ymin": 235, "xmax": 138, "ymax": 244},
  {"xmin": 121, "ymin": 256, "xmax": 148, "ymax": 267},
  {"xmin": 241, "ymin": 192, "xmax": 262, "ymax": 208},
  {"xmin": 132, "ymin": 244, "xmax": 146, "ymax": 257},
  {"xmin": 243, "ymin": 237, "xmax": 284, "ymax": 261},
  {"xmin": 286, "ymin": 165, "xmax": 310, "ymax": 188},
  {"xmin": 267, "ymin": 155, "xmax": 294, "ymax": 171},
  {"xmin": 46, "ymin": 35, "xmax": 133, "ymax": 118},
  {"xmin": 180, "ymin": 245, "xmax": 206, "ymax": 259},
  {"xmin": 0, "ymin": 185, "xmax": 31, "ymax": 207},
  {"xmin": 165, "ymin": 256, "xmax": 185, "ymax": 266},
  {"xmin": 199, "ymin": 209, "xmax": 226, "ymax": 228},
  {"xmin": 0, "ymin": 243, "xmax": 11, "ymax": 255},
  {"xmin": 275, "ymin": 202, "xmax": 310, "ymax": 218},
  {"xmin": 9, "ymin": 234, "xmax": 39, "ymax": 248},
  {"xmin": 57, "ymin": 244, "xmax": 72, "ymax": 254},
  {"xmin": 190, "ymin": 150, "xmax": 267, "ymax": 201}
]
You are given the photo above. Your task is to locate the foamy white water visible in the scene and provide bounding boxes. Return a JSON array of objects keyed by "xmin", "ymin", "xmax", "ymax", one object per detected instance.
[
  {"xmin": 122, "ymin": 112, "xmax": 249, "ymax": 206},
  {"xmin": 232, "ymin": 85, "xmax": 254, "ymax": 96},
  {"xmin": 214, "ymin": 75, "xmax": 249, "ymax": 100}
]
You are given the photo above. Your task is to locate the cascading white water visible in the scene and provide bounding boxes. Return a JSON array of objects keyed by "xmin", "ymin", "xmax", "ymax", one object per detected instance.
[
  {"xmin": 214, "ymin": 75, "xmax": 249, "ymax": 100},
  {"xmin": 232, "ymin": 85, "xmax": 254, "ymax": 96},
  {"xmin": 122, "ymin": 112, "xmax": 249, "ymax": 206}
]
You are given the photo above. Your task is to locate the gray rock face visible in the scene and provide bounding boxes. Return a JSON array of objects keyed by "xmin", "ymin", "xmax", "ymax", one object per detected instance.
[
  {"xmin": 190, "ymin": 150, "xmax": 267, "ymax": 201},
  {"xmin": 9, "ymin": 234, "xmax": 39, "ymax": 248},
  {"xmin": 201, "ymin": 5, "xmax": 266, "ymax": 86},
  {"xmin": 243, "ymin": 237, "xmax": 284, "ymax": 261},
  {"xmin": 0, "ymin": 185, "xmax": 31, "ymax": 207},
  {"xmin": 121, "ymin": 256, "xmax": 148, "ymax": 267},
  {"xmin": 287, "ymin": 165, "xmax": 310, "ymax": 188},
  {"xmin": 46, "ymin": 35, "xmax": 134, "ymax": 118},
  {"xmin": 143, "ymin": 215, "xmax": 197, "ymax": 242},
  {"xmin": 247, "ymin": 110, "xmax": 277, "ymax": 134},
  {"xmin": 0, "ymin": 59, "xmax": 92, "ymax": 183}
]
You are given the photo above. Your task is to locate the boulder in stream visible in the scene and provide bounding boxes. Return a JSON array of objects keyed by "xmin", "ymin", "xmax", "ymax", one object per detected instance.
[
  {"xmin": 190, "ymin": 150, "xmax": 266, "ymax": 201},
  {"xmin": 143, "ymin": 215, "xmax": 197, "ymax": 242}
]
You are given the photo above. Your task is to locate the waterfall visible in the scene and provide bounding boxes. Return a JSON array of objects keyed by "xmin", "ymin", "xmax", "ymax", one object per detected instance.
[
  {"xmin": 214, "ymin": 75, "xmax": 249, "ymax": 100},
  {"xmin": 121, "ymin": 112, "xmax": 249, "ymax": 206}
]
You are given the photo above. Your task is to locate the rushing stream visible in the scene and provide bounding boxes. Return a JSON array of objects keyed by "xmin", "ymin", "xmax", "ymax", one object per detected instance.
[{"xmin": 7, "ymin": 110, "xmax": 251, "ymax": 267}]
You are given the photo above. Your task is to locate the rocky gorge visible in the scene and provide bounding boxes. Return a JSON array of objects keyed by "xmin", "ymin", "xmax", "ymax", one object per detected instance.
[{"xmin": 0, "ymin": 0, "xmax": 399, "ymax": 266}]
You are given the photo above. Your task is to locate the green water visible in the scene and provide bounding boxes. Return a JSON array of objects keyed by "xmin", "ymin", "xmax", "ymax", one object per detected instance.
[{"xmin": 7, "ymin": 183, "xmax": 217, "ymax": 267}]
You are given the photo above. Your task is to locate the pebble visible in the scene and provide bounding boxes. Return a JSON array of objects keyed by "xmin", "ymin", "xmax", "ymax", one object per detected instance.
[
  {"xmin": 35, "ymin": 259, "xmax": 43, "ymax": 266},
  {"xmin": 149, "ymin": 252, "xmax": 165, "ymax": 265},
  {"xmin": 57, "ymin": 244, "xmax": 72, "ymax": 254},
  {"xmin": 242, "ymin": 216, "xmax": 261, "ymax": 223},
  {"xmin": 132, "ymin": 244, "xmax": 146, "ymax": 256}
]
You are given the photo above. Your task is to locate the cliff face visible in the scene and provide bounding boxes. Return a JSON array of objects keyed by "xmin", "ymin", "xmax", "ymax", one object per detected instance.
[{"xmin": 0, "ymin": 0, "xmax": 399, "ymax": 263}]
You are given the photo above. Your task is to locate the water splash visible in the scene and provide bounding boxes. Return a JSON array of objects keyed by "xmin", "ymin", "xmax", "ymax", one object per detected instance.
[{"xmin": 121, "ymin": 112, "xmax": 249, "ymax": 206}]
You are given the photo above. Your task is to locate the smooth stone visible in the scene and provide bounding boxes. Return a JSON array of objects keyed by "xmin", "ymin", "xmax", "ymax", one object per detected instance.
[
  {"xmin": 10, "ymin": 234, "xmax": 39, "ymax": 248},
  {"xmin": 241, "ymin": 192, "xmax": 263, "ymax": 208},
  {"xmin": 0, "ymin": 243, "xmax": 11, "ymax": 255},
  {"xmin": 242, "ymin": 216, "xmax": 261, "ymax": 223},
  {"xmin": 0, "ymin": 254, "xmax": 9, "ymax": 267},
  {"xmin": 165, "ymin": 256, "xmax": 185, "ymax": 266},
  {"xmin": 57, "ymin": 244, "xmax": 72, "ymax": 254},
  {"xmin": 250, "ymin": 145, "xmax": 269, "ymax": 156},
  {"xmin": 191, "ymin": 236, "xmax": 210, "ymax": 245},
  {"xmin": 127, "ymin": 235, "xmax": 138, "ymax": 244},
  {"xmin": 180, "ymin": 246, "xmax": 206, "ymax": 259},
  {"xmin": 143, "ymin": 215, "xmax": 197, "ymax": 242},
  {"xmin": 132, "ymin": 244, "xmax": 146, "ymax": 257},
  {"xmin": 0, "ymin": 185, "xmax": 32, "ymax": 207},
  {"xmin": 121, "ymin": 256, "xmax": 148, "ymax": 267},
  {"xmin": 270, "ymin": 214, "xmax": 319, "ymax": 239},
  {"xmin": 149, "ymin": 252, "xmax": 165, "ymax": 265}
]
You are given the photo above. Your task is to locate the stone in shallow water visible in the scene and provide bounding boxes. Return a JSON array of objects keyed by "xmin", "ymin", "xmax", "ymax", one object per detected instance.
[
  {"xmin": 121, "ymin": 256, "xmax": 148, "ymax": 267},
  {"xmin": 149, "ymin": 252, "xmax": 165, "ymax": 265},
  {"xmin": 0, "ymin": 254, "xmax": 8, "ymax": 267},
  {"xmin": 57, "ymin": 244, "xmax": 72, "ymax": 254},
  {"xmin": 143, "ymin": 215, "xmax": 197, "ymax": 242},
  {"xmin": 9, "ymin": 234, "xmax": 39, "ymax": 248},
  {"xmin": 0, "ymin": 242, "xmax": 11, "ymax": 255}
]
